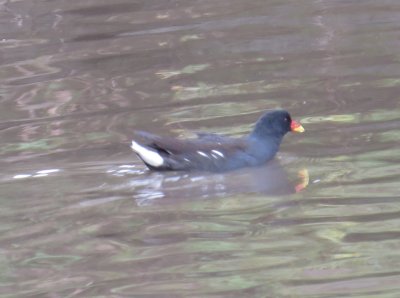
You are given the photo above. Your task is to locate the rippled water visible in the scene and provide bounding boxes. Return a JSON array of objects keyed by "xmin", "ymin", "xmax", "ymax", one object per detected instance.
[{"xmin": 1, "ymin": 0, "xmax": 400, "ymax": 297}]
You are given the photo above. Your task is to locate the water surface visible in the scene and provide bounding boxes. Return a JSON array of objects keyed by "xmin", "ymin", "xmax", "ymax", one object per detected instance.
[{"xmin": 1, "ymin": 0, "xmax": 400, "ymax": 297}]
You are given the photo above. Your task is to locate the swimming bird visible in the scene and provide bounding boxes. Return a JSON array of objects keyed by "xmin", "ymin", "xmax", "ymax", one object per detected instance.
[{"xmin": 131, "ymin": 110, "xmax": 304, "ymax": 172}]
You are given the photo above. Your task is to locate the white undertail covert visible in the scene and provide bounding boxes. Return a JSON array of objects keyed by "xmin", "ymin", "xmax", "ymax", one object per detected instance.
[{"xmin": 131, "ymin": 140, "xmax": 164, "ymax": 167}]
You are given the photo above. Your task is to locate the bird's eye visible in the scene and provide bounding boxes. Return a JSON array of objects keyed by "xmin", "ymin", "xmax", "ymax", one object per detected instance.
[{"xmin": 284, "ymin": 117, "xmax": 289, "ymax": 122}]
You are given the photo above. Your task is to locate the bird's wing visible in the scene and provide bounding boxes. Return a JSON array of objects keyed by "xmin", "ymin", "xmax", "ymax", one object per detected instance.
[
  {"xmin": 134, "ymin": 130, "xmax": 245, "ymax": 153},
  {"xmin": 195, "ymin": 132, "xmax": 230, "ymax": 142}
]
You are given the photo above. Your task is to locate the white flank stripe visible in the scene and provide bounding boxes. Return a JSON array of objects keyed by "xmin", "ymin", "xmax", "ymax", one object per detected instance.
[
  {"xmin": 197, "ymin": 151, "xmax": 209, "ymax": 158},
  {"xmin": 211, "ymin": 150, "xmax": 224, "ymax": 158},
  {"xmin": 131, "ymin": 140, "xmax": 164, "ymax": 167}
]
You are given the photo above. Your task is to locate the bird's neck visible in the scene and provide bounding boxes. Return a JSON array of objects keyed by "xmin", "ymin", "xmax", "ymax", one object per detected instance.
[
  {"xmin": 249, "ymin": 130, "xmax": 284, "ymax": 144},
  {"xmin": 247, "ymin": 133, "xmax": 283, "ymax": 159}
]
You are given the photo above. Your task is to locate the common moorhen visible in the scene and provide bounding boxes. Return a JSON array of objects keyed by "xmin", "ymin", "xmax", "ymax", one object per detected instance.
[{"xmin": 131, "ymin": 110, "xmax": 304, "ymax": 172}]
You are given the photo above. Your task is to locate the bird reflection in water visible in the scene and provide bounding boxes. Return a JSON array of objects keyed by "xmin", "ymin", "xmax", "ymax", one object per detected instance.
[{"xmin": 133, "ymin": 160, "xmax": 309, "ymax": 206}]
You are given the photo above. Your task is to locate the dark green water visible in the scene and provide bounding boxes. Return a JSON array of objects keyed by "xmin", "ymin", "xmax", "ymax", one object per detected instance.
[{"xmin": 1, "ymin": 0, "xmax": 400, "ymax": 297}]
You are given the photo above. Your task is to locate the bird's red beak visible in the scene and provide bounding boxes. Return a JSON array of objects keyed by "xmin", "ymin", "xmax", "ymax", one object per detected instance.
[{"xmin": 290, "ymin": 120, "xmax": 305, "ymax": 133}]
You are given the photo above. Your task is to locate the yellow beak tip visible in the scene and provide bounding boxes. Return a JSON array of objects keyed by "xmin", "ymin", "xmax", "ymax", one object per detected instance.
[{"xmin": 293, "ymin": 125, "xmax": 305, "ymax": 133}]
